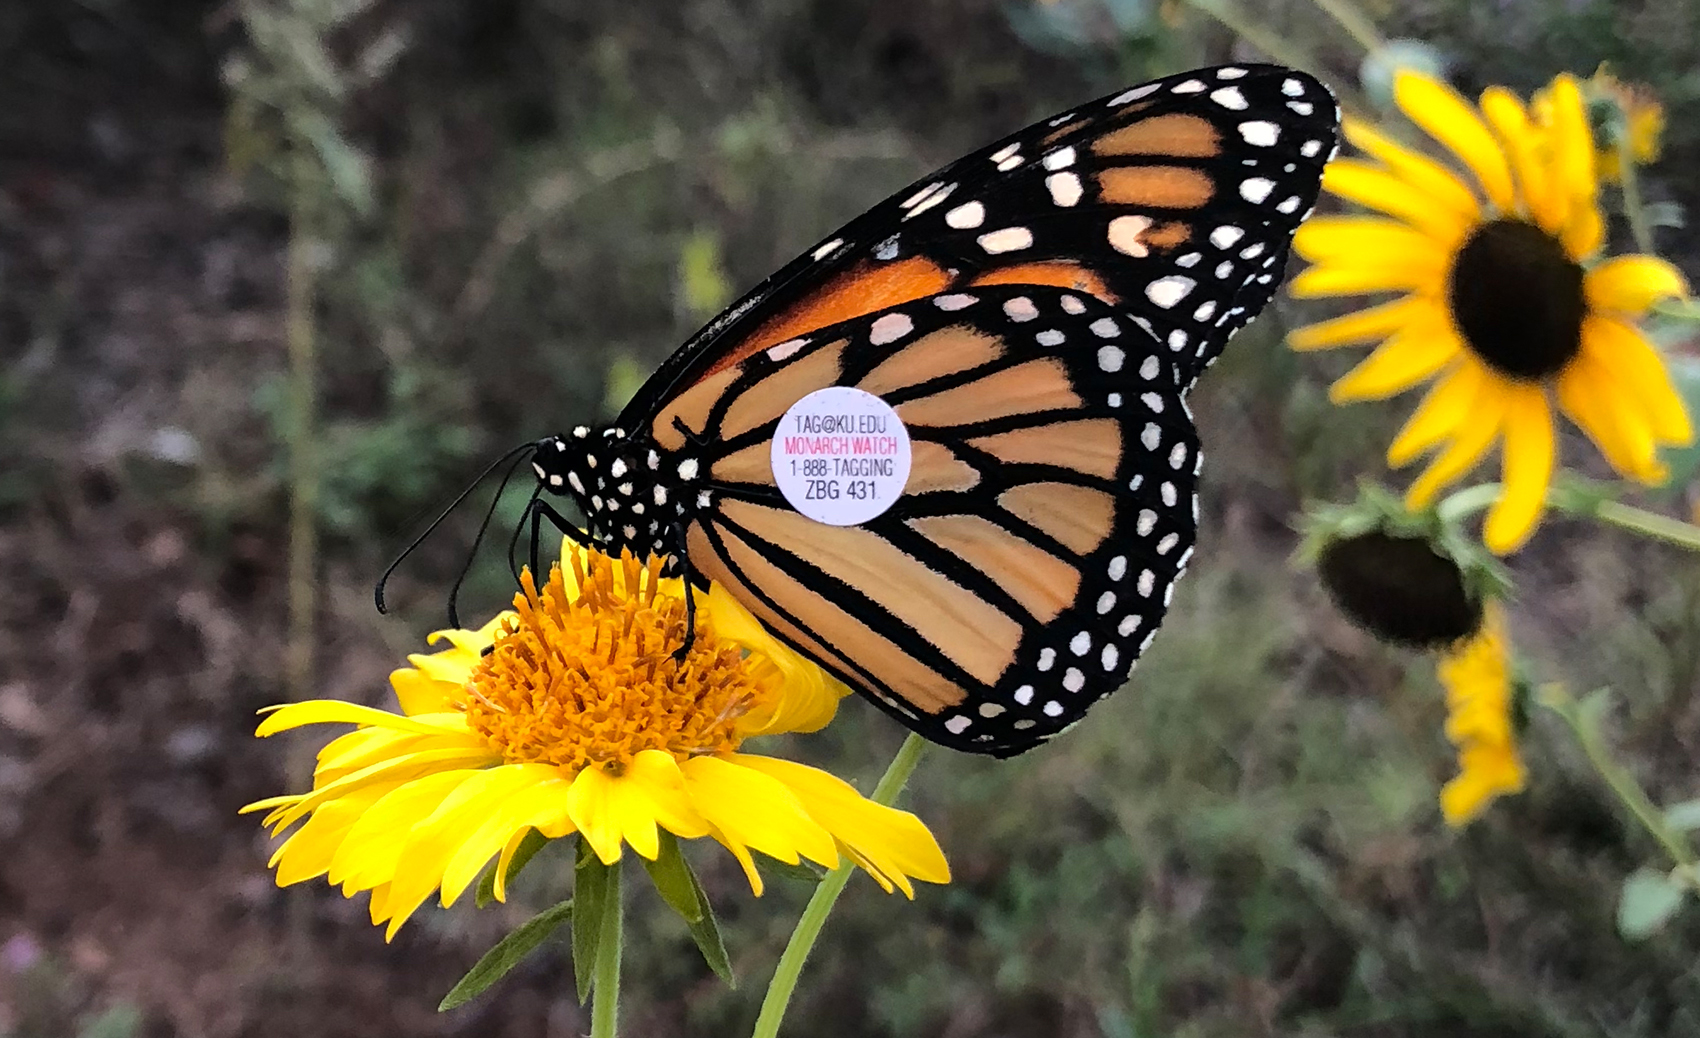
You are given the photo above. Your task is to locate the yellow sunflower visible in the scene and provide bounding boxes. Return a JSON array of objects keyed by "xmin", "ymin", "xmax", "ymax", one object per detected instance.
[
  {"xmin": 244, "ymin": 546, "xmax": 949, "ymax": 940},
  {"xmin": 1289, "ymin": 70, "xmax": 1693, "ymax": 553},
  {"xmin": 1586, "ymin": 68, "xmax": 1664, "ymax": 183},
  {"xmin": 1437, "ymin": 602, "xmax": 1525, "ymax": 825}
]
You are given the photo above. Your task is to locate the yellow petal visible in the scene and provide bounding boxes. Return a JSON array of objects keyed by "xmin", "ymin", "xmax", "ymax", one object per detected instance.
[
  {"xmin": 1545, "ymin": 74, "xmax": 1597, "ymax": 213},
  {"xmin": 1387, "ymin": 361, "xmax": 1485, "ymax": 466},
  {"xmin": 728, "ymin": 754, "xmax": 950, "ymax": 897},
  {"xmin": 269, "ymin": 781, "xmax": 402, "ymax": 885},
  {"xmin": 1584, "ymin": 255, "xmax": 1690, "ymax": 316},
  {"xmin": 1328, "ymin": 319, "xmax": 1461, "ymax": 402},
  {"xmin": 1580, "ymin": 317, "xmax": 1694, "ymax": 445},
  {"xmin": 1484, "ymin": 385, "xmax": 1555, "ymax": 553},
  {"xmin": 1290, "ymin": 261, "xmax": 1445, "ymax": 299},
  {"xmin": 1320, "ymin": 159, "xmax": 1471, "ymax": 244},
  {"xmin": 709, "ymin": 583, "xmax": 847, "ymax": 737},
  {"xmin": 1292, "ymin": 217, "xmax": 1449, "ymax": 265},
  {"xmin": 439, "ymin": 764, "xmax": 571, "ymax": 906},
  {"xmin": 569, "ymin": 750, "xmax": 712, "ymax": 866},
  {"xmin": 1288, "ymin": 296, "xmax": 1432, "ymax": 351},
  {"xmin": 1560, "ymin": 200, "xmax": 1604, "ymax": 260},
  {"xmin": 1440, "ymin": 742, "xmax": 1526, "ymax": 826},
  {"xmin": 260, "ymin": 745, "xmax": 498, "ymax": 834},
  {"xmin": 680, "ymin": 755, "xmax": 840, "ymax": 882},
  {"xmin": 1405, "ymin": 379, "xmax": 1509, "ymax": 505},
  {"xmin": 1393, "ymin": 72, "xmax": 1514, "ymax": 211},
  {"xmin": 329, "ymin": 769, "xmax": 477, "ymax": 896},
  {"xmin": 1342, "ymin": 118, "xmax": 1481, "ymax": 219},
  {"xmin": 256, "ymin": 701, "xmax": 467, "ymax": 738},
  {"xmin": 389, "ymin": 668, "xmax": 459, "ymax": 716},
  {"xmin": 1478, "ymin": 87, "xmax": 1558, "ymax": 231},
  {"xmin": 1556, "ymin": 353, "xmax": 1665, "ymax": 483}
]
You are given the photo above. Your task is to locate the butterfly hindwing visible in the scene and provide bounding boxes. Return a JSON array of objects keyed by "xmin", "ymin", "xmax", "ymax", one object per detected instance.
[
  {"xmin": 671, "ymin": 285, "xmax": 1198, "ymax": 754},
  {"xmin": 622, "ymin": 62, "xmax": 1338, "ymax": 434}
]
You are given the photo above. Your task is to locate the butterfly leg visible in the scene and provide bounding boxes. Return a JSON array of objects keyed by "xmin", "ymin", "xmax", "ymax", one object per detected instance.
[
  {"xmin": 671, "ymin": 521, "xmax": 697, "ymax": 663},
  {"xmin": 527, "ymin": 498, "xmax": 592, "ymax": 580}
]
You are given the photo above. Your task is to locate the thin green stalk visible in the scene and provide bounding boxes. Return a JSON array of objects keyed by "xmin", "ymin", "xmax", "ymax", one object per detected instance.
[
  {"xmin": 1592, "ymin": 499, "xmax": 1700, "ymax": 552},
  {"xmin": 1438, "ymin": 480, "xmax": 1700, "ymax": 553},
  {"xmin": 751, "ymin": 734, "xmax": 928, "ymax": 1038},
  {"xmin": 1617, "ymin": 132, "xmax": 1656, "ymax": 256},
  {"xmin": 285, "ymin": 149, "xmax": 319, "ymax": 704},
  {"xmin": 590, "ymin": 862, "xmax": 623, "ymax": 1038},
  {"xmin": 1540, "ymin": 687, "xmax": 1699, "ymax": 881},
  {"xmin": 1307, "ymin": 0, "xmax": 1384, "ymax": 54}
]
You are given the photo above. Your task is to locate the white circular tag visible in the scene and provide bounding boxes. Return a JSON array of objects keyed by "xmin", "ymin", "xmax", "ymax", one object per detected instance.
[{"xmin": 771, "ymin": 386, "xmax": 912, "ymax": 526}]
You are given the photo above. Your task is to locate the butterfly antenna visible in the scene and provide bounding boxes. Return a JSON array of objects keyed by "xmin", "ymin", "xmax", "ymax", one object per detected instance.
[
  {"xmin": 507, "ymin": 485, "xmax": 544, "ymax": 586},
  {"xmin": 374, "ymin": 441, "xmax": 539, "ymax": 617}
]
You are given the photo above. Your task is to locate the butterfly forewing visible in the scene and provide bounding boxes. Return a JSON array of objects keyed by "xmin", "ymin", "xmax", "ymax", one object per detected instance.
[
  {"xmin": 623, "ymin": 63, "xmax": 1338, "ymax": 430},
  {"xmin": 670, "ymin": 285, "xmax": 1198, "ymax": 754}
]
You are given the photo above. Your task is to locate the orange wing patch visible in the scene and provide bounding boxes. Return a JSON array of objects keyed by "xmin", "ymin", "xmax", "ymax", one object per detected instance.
[
  {"xmin": 713, "ymin": 257, "xmax": 954, "ymax": 376},
  {"xmin": 908, "ymin": 514, "xmax": 1081, "ymax": 624},
  {"xmin": 966, "ymin": 418, "xmax": 1123, "ymax": 479},
  {"xmin": 1093, "ymin": 113, "xmax": 1222, "ymax": 157},
  {"xmin": 1096, "ymin": 167, "xmax": 1215, "ymax": 208},
  {"xmin": 998, "ymin": 482, "xmax": 1117, "ymax": 556},
  {"xmin": 969, "ymin": 262, "xmax": 1117, "ymax": 304}
]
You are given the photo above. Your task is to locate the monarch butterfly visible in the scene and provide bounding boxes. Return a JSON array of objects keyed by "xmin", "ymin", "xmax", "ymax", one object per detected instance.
[{"xmin": 386, "ymin": 64, "xmax": 1338, "ymax": 757}]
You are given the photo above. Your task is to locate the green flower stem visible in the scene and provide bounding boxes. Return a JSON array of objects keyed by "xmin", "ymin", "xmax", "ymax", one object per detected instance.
[
  {"xmin": 591, "ymin": 863, "xmax": 623, "ymax": 1038},
  {"xmin": 1436, "ymin": 479, "xmax": 1700, "ymax": 553},
  {"xmin": 1539, "ymin": 686, "xmax": 1700, "ymax": 887},
  {"xmin": 1307, "ymin": 0, "xmax": 1385, "ymax": 54},
  {"xmin": 751, "ymin": 733, "xmax": 928, "ymax": 1038},
  {"xmin": 1617, "ymin": 132, "xmax": 1656, "ymax": 256}
]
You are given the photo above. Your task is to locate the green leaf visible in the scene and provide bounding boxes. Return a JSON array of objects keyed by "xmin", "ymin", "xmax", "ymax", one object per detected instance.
[
  {"xmin": 291, "ymin": 109, "xmax": 375, "ymax": 215},
  {"xmin": 573, "ymin": 841, "xmax": 610, "ymax": 1004},
  {"xmin": 677, "ymin": 228, "xmax": 733, "ymax": 323},
  {"xmin": 1664, "ymin": 799, "xmax": 1700, "ymax": 833},
  {"xmin": 1618, "ymin": 867, "xmax": 1687, "ymax": 940},
  {"xmin": 680, "ymin": 857, "xmax": 735, "ymax": 986},
  {"xmin": 1576, "ymin": 686, "xmax": 1616, "ymax": 740},
  {"xmin": 438, "ymin": 899, "xmax": 573, "ymax": 1011},
  {"xmin": 476, "ymin": 829, "xmax": 550, "ymax": 908},
  {"xmin": 636, "ymin": 833, "xmax": 734, "ymax": 985},
  {"xmin": 754, "ymin": 852, "xmax": 829, "ymax": 884},
  {"xmin": 641, "ymin": 831, "xmax": 704, "ymax": 923}
]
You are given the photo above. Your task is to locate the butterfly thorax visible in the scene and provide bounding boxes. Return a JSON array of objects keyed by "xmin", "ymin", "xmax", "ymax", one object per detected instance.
[{"xmin": 529, "ymin": 423, "xmax": 712, "ymax": 565}]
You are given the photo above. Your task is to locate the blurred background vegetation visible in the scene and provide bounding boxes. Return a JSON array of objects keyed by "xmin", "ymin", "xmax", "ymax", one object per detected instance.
[{"xmin": 3, "ymin": 0, "xmax": 1700, "ymax": 1035}]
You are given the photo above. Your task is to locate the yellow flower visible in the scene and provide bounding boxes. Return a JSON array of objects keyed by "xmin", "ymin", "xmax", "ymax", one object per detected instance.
[
  {"xmin": 1437, "ymin": 603, "xmax": 1525, "ymax": 825},
  {"xmin": 1587, "ymin": 69, "xmax": 1664, "ymax": 182},
  {"xmin": 1289, "ymin": 70, "xmax": 1693, "ymax": 553},
  {"xmin": 244, "ymin": 547, "xmax": 950, "ymax": 940}
]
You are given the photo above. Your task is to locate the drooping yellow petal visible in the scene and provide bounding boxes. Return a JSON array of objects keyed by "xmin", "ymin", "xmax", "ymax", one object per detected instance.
[
  {"xmin": 328, "ymin": 769, "xmax": 478, "ymax": 896},
  {"xmin": 1560, "ymin": 199, "xmax": 1604, "ymax": 260},
  {"xmin": 438, "ymin": 765, "xmax": 573, "ymax": 906},
  {"xmin": 1580, "ymin": 317, "xmax": 1694, "ymax": 444},
  {"xmin": 1320, "ymin": 159, "xmax": 1471, "ymax": 244},
  {"xmin": 1342, "ymin": 118, "xmax": 1482, "ymax": 218},
  {"xmin": 270, "ymin": 780, "xmax": 403, "ymax": 885},
  {"xmin": 1292, "ymin": 217, "xmax": 1449, "ymax": 265},
  {"xmin": 728, "ymin": 754, "xmax": 951, "ymax": 898},
  {"xmin": 1478, "ymin": 87, "xmax": 1558, "ymax": 231},
  {"xmin": 709, "ymin": 583, "xmax": 847, "ymax": 737},
  {"xmin": 1288, "ymin": 296, "xmax": 1433, "ymax": 351},
  {"xmin": 680, "ymin": 755, "xmax": 841, "ymax": 884},
  {"xmin": 1387, "ymin": 361, "xmax": 1485, "ymax": 465},
  {"xmin": 1405, "ymin": 380, "xmax": 1510, "ymax": 505},
  {"xmin": 1393, "ymin": 72, "xmax": 1514, "ymax": 211},
  {"xmin": 1583, "ymin": 255, "xmax": 1690, "ymax": 316},
  {"xmin": 1440, "ymin": 742, "xmax": 1526, "ymax": 825},
  {"xmin": 1328, "ymin": 322, "xmax": 1462, "ymax": 402},
  {"xmin": 1556, "ymin": 353, "xmax": 1665, "ymax": 483},
  {"xmin": 1484, "ymin": 385, "xmax": 1555, "ymax": 553}
]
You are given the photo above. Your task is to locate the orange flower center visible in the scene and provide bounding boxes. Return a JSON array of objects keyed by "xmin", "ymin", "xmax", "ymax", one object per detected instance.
[
  {"xmin": 1448, "ymin": 218, "xmax": 1585, "ymax": 381},
  {"xmin": 464, "ymin": 550, "xmax": 762, "ymax": 773}
]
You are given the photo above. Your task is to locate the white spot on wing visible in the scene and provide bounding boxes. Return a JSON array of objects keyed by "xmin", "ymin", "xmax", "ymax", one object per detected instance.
[
  {"xmin": 1046, "ymin": 171, "xmax": 1083, "ymax": 207},
  {"xmin": 945, "ymin": 201, "xmax": 985, "ymax": 228},
  {"xmin": 934, "ymin": 293, "xmax": 977, "ymax": 311},
  {"xmin": 1109, "ymin": 83, "xmax": 1160, "ymax": 105},
  {"xmin": 977, "ymin": 227, "xmax": 1034, "ymax": 254},
  {"xmin": 869, "ymin": 312, "xmax": 914, "ymax": 346},
  {"xmin": 1043, "ymin": 146, "xmax": 1076, "ymax": 170},
  {"xmin": 1238, "ymin": 120, "xmax": 1279, "ymax": 146},
  {"xmin": 1172, "ymin": 79, "xmax": 1207, "ymax": 94},
  {"xmin": 767, "ymin": 338, "xmax": 808, "ymax": 361},
  {"xmin": 1107, "ymin": 214, "xmax": 1153, "ymax": 257},
  {"xmin": 1210, "ymin": 86, "xmax": 1248, "ymax": 110},
  {"xmin": 1240, "ymin": 178, "xmax": 1275, "ymax": 203},
  {"xmin": 1098, "ymin": 345, "xmax": 1124, "ymax": 372},
  {"xmin": 1145, "ymin": 276, "xmax": 1195, "ymax": 308},
  {"xmin": 1003, "ymin": 296, "xmax": 1039, "ymax": 322},
  {"xmin": 812, "ymin": 238, "xmax": 843, "ymax": 261}
]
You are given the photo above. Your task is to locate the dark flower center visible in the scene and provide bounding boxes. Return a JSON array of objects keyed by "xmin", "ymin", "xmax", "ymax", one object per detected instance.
[
  {"xmin": 1317, "ymin": 531, "xmax": 1481, "ymax": 649},
  {"xmin": 1447, "ymin": 219, "xmax": 1586, "ymax": 381}
]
